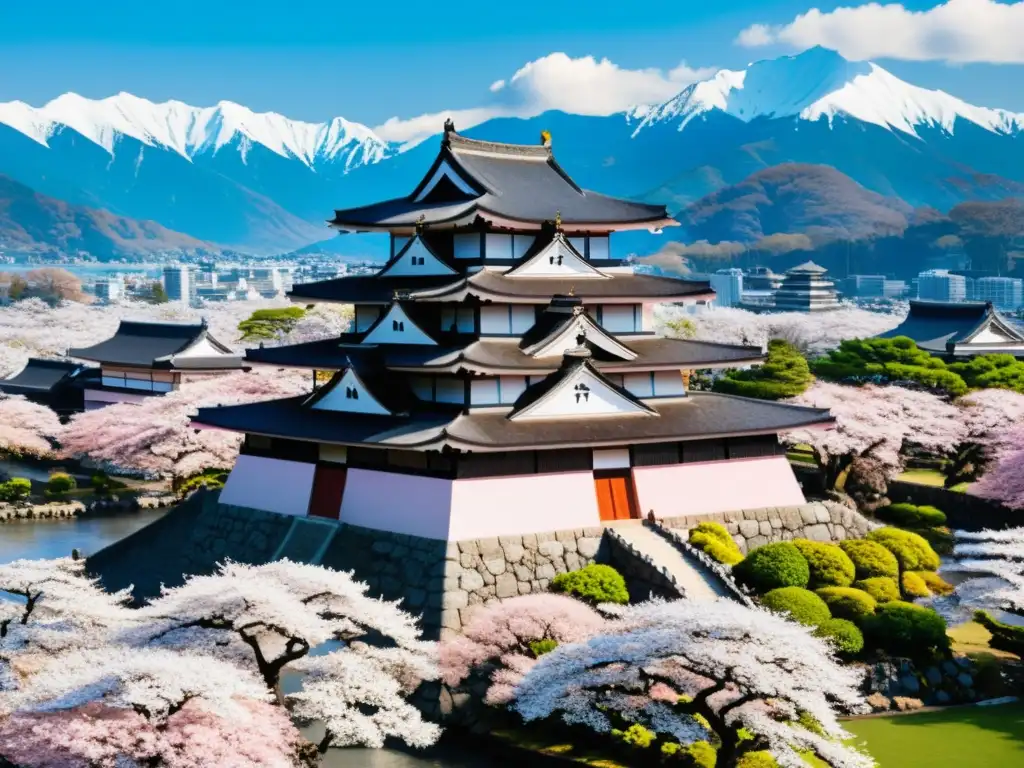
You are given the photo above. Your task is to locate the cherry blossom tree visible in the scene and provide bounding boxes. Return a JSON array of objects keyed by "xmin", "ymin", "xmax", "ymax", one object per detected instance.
[
  {"xmin": 513, "ymin": 599, "xmax": 871, "ymax": 768},
  {"xmin": 131, "ymin": 559, "xmax": 441, "ymax": 752},
  {"xmin": 970, "ymin": 418, "xmax": 1024, "ymax": 508},
  {"xmin": 945, "ymin": 389, "xmax": 1024, "ymax": 488},
  {"xmin": 439, "ymin": 594, "xmax": 609, "ymax": 705},
  {"xmin": 59, "ymin": 368, "xmax": 309, "ymax": 478},
  {"xmin": 0, "ymin": 395, "xmax": 63, "ymax": 458},
  {"xmin": 784, "ymin": 382, "xmax": 964, "ymax": 493}
]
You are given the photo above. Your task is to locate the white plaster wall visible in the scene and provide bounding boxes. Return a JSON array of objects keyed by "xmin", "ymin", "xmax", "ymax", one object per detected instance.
[
  {"xmin": 339, "ymin": 468, "xmax": 454, "ymax": 539},
  {"xmin": 654, "ymin": 370, "xmax": 686, "ymax": 396},
  {"xmin": 499, "ymin": 376, "xmax": 527, "ymax": 404},
  {"xmin": 311, "ymin": 369, "xmax": 389, "ymax": 414},
  {"xmin": 512, "ymin": 235, "xmax": 536, "ymax": 259},
  {"xmin": 593, "ymin": 448, "xmax": 630, "ymax": 469},
  {"xmin": 362, "ymin": 306, "xmax": 436, "ymax": 345},
  {"xmin": 83, "ymin": 388, "xmax": 151, "ymax": 406},
  {"xmin": 480, "ymin": 305, "xmax": 510, "ymax": 334},
  {"xmin": 510, "ymin": 305, "xmax": 536, "ymax": 333},
  {"xmin": 632, "ymin": 456, "xmax": 805, "ymax": 518},
  {"xmin": 485, "ymin": 234, "xmax": 514, "ymax": 260},
  {"xmin": 453, "ymin": 234, "xmax": 480, "ymax": 259},
  {"xmin": 220, "ymin": 455, "xmax": 316, "ymax": 517},
  {"xmin": 589, "ymin": 236, "xmax": 610, "ymax": 260},
  {"xmin": 355, "ymin": 306, "xmax": 382, "ymax": 332},
  {"xmin": 470, "ymin": 378, "xmax": 500, "ymax": 404},
  {"xmin": 624, "ymin": 372, "xmax": 654, "ymax": 398},
  {"xmin": 601, "ymin": 305, "xmax": 637, "ymax": 332},
  {"xmin": 971, "ymin": 328, "xmax": 1015, "ymax": 343},
  {"xmin": 449, "ymin": 471, "xmax": 600, "ymax": 540}
]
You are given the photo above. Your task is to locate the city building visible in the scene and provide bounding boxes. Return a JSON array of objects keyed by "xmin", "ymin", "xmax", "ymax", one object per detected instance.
[
  {"xmin": 844, "ymin": 275, "xmax": 886, "ymax": 299},
  {"xmin": 878, "ymin": 300, "xmax": 1024, "ymax": 358},
  {"xmin": 710, "ymin": 268, "xmax": 744, "ymax": 308},
  {"xmin": 974, "ymin": 277, "xmax": 1024, "ymax": 311},
  {"xmin": 0, "ymin": 358, "xmax": 94, "ymax": 414},
  {"xmin": 772, "ymin": 261, "xmax": 840, "ymax": 312},
  {"xmin": 68, "ymin": 320, "xmax": 246, "ymax": 409},
  {"xmin": 163, "ymin": 265, "xmax": 198, "ymax": 305},
  {"xmin": 193, "ymin": 125, "xmax": 834, "ymax": 537},
  {"xmin": 94, "ymin": 276, "xmax": 125, "ymax": 303},
  {"xmin": 917, "ymin": 269, "xmax": 968, "ymax": 302},
  {"xmin": 743, "ymin": 267, "xmax": 784, "ymax": 292}
]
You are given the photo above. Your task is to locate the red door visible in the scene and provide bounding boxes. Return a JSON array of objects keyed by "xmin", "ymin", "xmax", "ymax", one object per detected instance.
[
  {"xmin": 594, "ymin": 472, "xmax": 638, "ymax": 521},
  {"xmin": 308, "ymin": 465, "xmax": 347, "ymax": 519}
]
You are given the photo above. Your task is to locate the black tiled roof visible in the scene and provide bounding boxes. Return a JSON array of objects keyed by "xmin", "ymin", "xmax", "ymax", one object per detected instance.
[
  {"xmin": 67, "ymin": 321, "xmax": 244, "ymax": 369},
  {"xmin": 330, "ymin": 132, "xmax": 674, "ymax": 230},
  {"xmin": 877, "ymin": 300, "xmax": 1024, "ymax": 355},
  {"xmin": 0, "ymin": 358, "xmax": 89, "ymax": 395}
]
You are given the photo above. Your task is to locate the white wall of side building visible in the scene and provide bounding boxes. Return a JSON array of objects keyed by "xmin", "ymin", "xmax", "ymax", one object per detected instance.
[
  {"xmin": 338, "ymin": 468, "xmax": 454, "ymax": 539},
  {"xmin": 632, "ymin": 456, "xmax": 805, "ymax": 518},
  {"xmin": 219, "ymin": 455, "xmax": 316, "ymax": 517}
]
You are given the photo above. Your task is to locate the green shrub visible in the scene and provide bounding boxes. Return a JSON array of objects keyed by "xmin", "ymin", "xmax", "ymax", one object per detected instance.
[
  {"xmin": 974, "ymin": 610, "xmax": 1024, "ymax": 657},
  {"xmin": 736, "ymin": 751, "xmax": 778, "ymax": 768},
  {"xmin": 684, "ymin": 741, "xmax": 716, "ymax": 768},
  {"xmin": 90, "ymin": 472, "xmax": 128, "ymax": 493},
  {"xmin": 690, "ymin": 523, "xmax": 744, "ymax": 566},
  {"xmin": 611, "ymin": 724, "xmax": 655, "ymax": 749},
  {"xmin": 911, "ymin": 526, "xmax": 954, "ymax": 556},
  {"xmin": 864, "ymin": 602, "xmax": 950, "ymax": 656},
  {"xmin": 761, "ymin": 587, "xmax": 831, "ymax": 626},
  {"xmin": 876, "ymin": 503, "xmax": 947, "ymax": 528},
  {"xmin": 177, "ymin": 469, "xmax": 230, "ymax": 496},
  {"xmin": 854, "ymin": 577, "xmax": 901, "ymax": 604},
  {"xmin": 901, "ymin": 571, "xmax": 931, "ymax": 599},
  {"xmin": 733, "ymin": 542, "xmax": 810, "ymax": 593},
  {"xmin": 551, "ymin": 564, "xmax": 629, "ymax": 605},
  {"xmin": 814, "ymin": 618, "xmax": 865, "ymax": 656},
  {"xmin": 793, "ymin": 540, "xmax": 856, "ymax": 588},
  {"xmin": 529, "ymin": 638, "xmax": 558, "ymax": 657},
  {"xmin": 46, "ymin": 472, "xmax": 76, "ymax": 494},
  {"xmin": 713, "ymin": 339, "xmax": 813, "ymax": 400},
  {"xmin": 814, "ymin": 587, "xmax": 877, "ymax": 623},
  {"xmin": 867, "ymin": 527, "xmax": 941, "ymax": 572},
  {"xmin": 796, "ymin": 711, "xmax": 826, "ymax": 737},
  {"xmin": 839, "ymin": 539, "xmax": 899, "ymax": 580},
  {"xmin": 914, "ymin": 571, "xmax": 954, "ymax": 596},
  {"xmin": 0, "ymin": 477, "xmax": 31, "ymax": 502}
]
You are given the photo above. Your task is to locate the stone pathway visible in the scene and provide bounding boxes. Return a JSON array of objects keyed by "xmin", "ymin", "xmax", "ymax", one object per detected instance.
[{"xmin": 609, "ymin": 523, "xmax": 729, "ymax": 601}]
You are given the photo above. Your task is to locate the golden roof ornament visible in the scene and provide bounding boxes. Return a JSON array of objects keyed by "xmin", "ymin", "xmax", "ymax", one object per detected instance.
[
  {"xmin": 415, "ymin": 214, "xmax": 426, "ymax": 234},
  {"xmin": 554, "ymin": 210, "xmax": 562, "ymax": 230},
  {"xmin": 568, "ymin": 285, "xmax": 575, "ymax": 297},
  {"xmin": 540, "ymin": 129, "xmax": 552, "ymax": 148}
]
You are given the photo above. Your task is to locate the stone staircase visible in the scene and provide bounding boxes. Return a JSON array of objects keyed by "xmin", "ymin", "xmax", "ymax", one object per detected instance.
[{"xmin": 608, "ymin": 523, "xmax": 731, "ymax": 602}]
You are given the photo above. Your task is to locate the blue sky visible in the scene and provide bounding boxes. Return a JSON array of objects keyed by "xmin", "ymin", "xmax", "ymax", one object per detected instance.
[{"xmin": 2, "ymin": 0, "xmax": 1023, "ymax": 130}]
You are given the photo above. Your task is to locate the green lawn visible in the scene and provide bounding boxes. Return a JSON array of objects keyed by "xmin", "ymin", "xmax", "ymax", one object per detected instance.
[
  {"xmin": 896, "ymin": 468, "xmax": 969, "ymax": 493},
  {"xmin": 846, "ymin": 703, "xmax": 1024, "ymax": 767}
]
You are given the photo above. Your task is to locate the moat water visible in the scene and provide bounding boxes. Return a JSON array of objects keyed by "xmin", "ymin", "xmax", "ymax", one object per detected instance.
[{"xmin": 0, "ymin": 513, "xmax": 502, "ymax": 767}]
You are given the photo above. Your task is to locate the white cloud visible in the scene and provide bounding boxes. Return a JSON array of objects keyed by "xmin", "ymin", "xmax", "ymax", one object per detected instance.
[
  {"xmin": 736, "ymin": 0, "xmax": 1024, "ymax": 63},
  {"xmin": 373, "ymin": 52, "xmax": 714, "ymax": 146}
]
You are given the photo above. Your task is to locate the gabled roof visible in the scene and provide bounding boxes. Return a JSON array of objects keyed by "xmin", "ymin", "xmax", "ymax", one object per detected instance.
[
  {"xmin": 303, "ymin": 356, "xmax": 413, "ymax": 416},
  {"xmin": 508, "ymin": 348, "xmax": 657, "ymax": 421},
  {"xmin": 504, "ymin": 231, "xmax": 607, "ymax": 279},
  {"xmin": 519, "ymin": 297, "xmax": 636, "ymax": 360},
  {"xmin": 877, "ymin": 300, "xmax": 1024, "ymax": 356},
  {"xmin": 0, "ymin": 358, "xmax": 89, "ymax": 395},
  {"xmin": 67, "ymin": 320, "xmax": 244, "ymax": 369},
  {"xmin": 329, "ymin": 127, "xmax": 677, "ymax": 232},
  {"xmin": 361, "ymin": 303, "xmax": 438, "ymax": 346},
  {"xmin": 377, "ymin": 234, "xmax": 458, "ymax": 278},
  {"xmin": 787, "ymin": 261, "xmax": 828, "ymax": 275}
]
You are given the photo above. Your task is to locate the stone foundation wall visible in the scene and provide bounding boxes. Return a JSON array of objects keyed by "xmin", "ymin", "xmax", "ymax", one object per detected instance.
[
  {"xmin": 181, "ymin": 502, "xmax": 295, "ymax": 574},
  {"xmin": 659, "ymin": 501, "xmax": 877, "ymax": 553}
]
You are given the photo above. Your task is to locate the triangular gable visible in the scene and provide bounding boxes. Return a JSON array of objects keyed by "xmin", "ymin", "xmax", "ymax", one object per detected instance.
[
  {"xmin": 378, "ymin": 236, "xmax": 458, "ymax": 278},
  {"xmin": 412, "ymin": 155, "xmax": 481, "ymax": 203},
  {"xmin": 168, "ymin": 334, "xmax": 236, "ymax": 361},
  {"xmin": 961, "ymin": 309, "xmax": 1024, "ymax": 345},
  {"xmin": 361, "ymin": 303, "xmax": 437, "ymax": 346},
  {"xmin": 524, "ymin": 310, "xmax": 637, "ymax": 361},
  {"xmin": 304, "ymin": 368, "xmax": 391, "ymax": 415},
  {"xmin": 509, "ymin": 360, "xmax": 656, "ymax": 421},
  {"xmin": 505, "ymin": 233, "xmax": 607, "ymax": 279}
]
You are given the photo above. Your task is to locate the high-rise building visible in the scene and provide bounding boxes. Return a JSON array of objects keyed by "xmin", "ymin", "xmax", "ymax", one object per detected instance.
[
  {"xmin": 773, "ymin": 262, "xmax": 840, "ymax": 312},
  {"xmin": 94, "ymin": 276, "xmax": 124, "ymax": 303},
  {"xmin": 844, "ymin": 275, "xmax": 886, "ymax": 298},
  {"xmin": 163, "ymin": 265, "xmax": 197, "ymax": 305},
  {"xmin": 917, "ymin": 269, "xmax": 968, "ymax": 302},
  {"xmin": 974, "ymin": 277, "xmax": 1024, "ymax": 311},
  {"xmin": 710, "ymin": 268, "xmax": 744, "ymax": 308}
]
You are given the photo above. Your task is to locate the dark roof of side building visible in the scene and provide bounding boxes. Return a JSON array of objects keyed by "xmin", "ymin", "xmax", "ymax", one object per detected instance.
[
  {"xmin": 877, "ymin": 300, "xmax": 1024, "ymax": 355},
  {"xmin": 0, "ymin": 358, "xmax": 90, "ymax": 395},
  {"xmin": 68, "ymin": 320, "xmax": 245, "ymax": 369},
  {"xmin": 330, "ymin": 130, "xmax": 676, "ymax": 232}
]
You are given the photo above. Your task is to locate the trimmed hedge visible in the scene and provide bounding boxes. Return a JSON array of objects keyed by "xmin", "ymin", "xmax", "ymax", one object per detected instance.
[
  {"xmin": 761, "ymin": 587, "xmax": 831, "ymax": 626},
  {"xmin": 733, "ymin": 542, "xmax": 810, "ymax": 593},
  {"xmin": 0, "ymin": 477, "xmax": 31, "ymax": 502},
  {"xmin": 839, "ymin": 539, "xmax": 899, "ymax": 580},
  {"xmin": 975, "ymin": 610, "xmax": 1024, "ymax": 657},
  {"xmin": 793, "ymin": 539, "xmax": 856, "ymax": 588},
  {"xmin": 737, "ymin": 752, "xmax": 778, "ymax": 768},
  {"xmin": 854, "ymin": 577, "xmax": 901, "ymax": 604},
  {"xmin": 876, "ymin": 503, "xmax": 947, "ymax": 528},
  {"xmin": 679, "ymin": 741, "xmax": 716, "ymax": 768},
  {"xmin": 551, "ymin": 564, "xmax": 629, "ymax": 605},
  {"xmin": 46, "ymin": 472, "xmax": 76, "ymax": 494},
  {"xmin": 914, "ymin": 571, "xmax": 954, "ymax": 596},
  {"xmin": 611, "ymin": 724, "xmax": 655, "ymax": 749},
  {"xmin": 814, "ymin": 618, "xmax": 865, "ymax": 656},
  {"xmin": 866, "ymin": 527, "xmax": 941, "ymax": 572},
  {"xmin": 901, "ymin": 571, "xmax": 931, "ymax": 599},
  {"xmin": 864, "ymin": 602, "xmax": 950, "ymax": 657},
  {"xmin": 690, "ymin": 523, "xmax": 744, "ymax": 566},
  {"xmin": 814, "ymin": 587, "xmax": 877, "ymax": 623}
]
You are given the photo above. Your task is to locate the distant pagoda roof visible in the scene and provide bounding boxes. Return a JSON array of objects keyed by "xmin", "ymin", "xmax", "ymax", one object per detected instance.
[
  {"xmin": 195, "ymin": 353, "xmax": 832, "ymax": 453},
  {"xmin": 68, "ymin": 320, "xmax": 245, "ymax": 370},
  {"xmin": 329, "ymin": 126, "xmax": 677, "ymax": 232},
  {"xmin": 0, "ymin": 358, "xmax": 90, "ymax": 396},
  {"xmin": 877, "ymin": 300, "xmax": 1024, "ymax": 357},
  {"xmin": 786, "ymin": 261, "xmax": 829, "ymax": 275}
]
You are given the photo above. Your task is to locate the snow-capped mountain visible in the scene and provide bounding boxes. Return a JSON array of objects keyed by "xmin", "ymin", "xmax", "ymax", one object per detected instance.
[
  {"xmin": 635, "ymin": 46, "xmax": 1024, "ymax": 138},
  {"xmin": 0, "ymin": 92, "xmax": 390, "ymax": 170}
]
